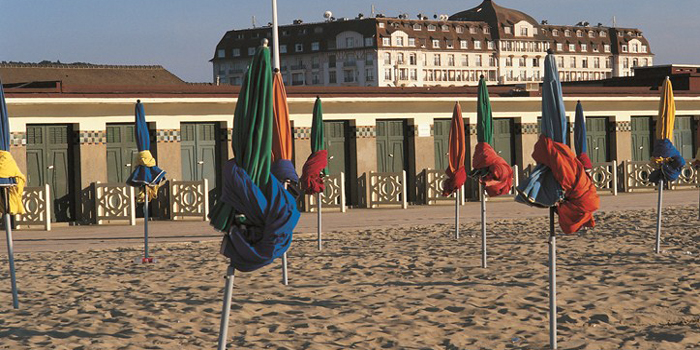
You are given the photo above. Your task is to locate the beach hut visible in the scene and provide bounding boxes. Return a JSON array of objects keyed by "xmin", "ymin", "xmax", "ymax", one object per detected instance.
[
  {"xmin": 0, "ymin": 77, "xmax": 25, "ymax": 309},
  {"xmin": 300, "ymin": 97, "xmax": 328, "ymax": 250},
  {"xmin": 441, "ymin": 102, "xmax": 466, "ymax": 239},
  {"xmin": 515, "ymin": 50, "xmax": 600, "ymax": 349},
  {"xmin": 209, "ymin": 42, "xmax": 300, "ymax": 350},
  {"xmin": 649, "ymin": 77, "xmax": 686, "ymax": 253},
  {"xmin": 469, "ymin": 76, "xmax": 513, "ymax": 268}
]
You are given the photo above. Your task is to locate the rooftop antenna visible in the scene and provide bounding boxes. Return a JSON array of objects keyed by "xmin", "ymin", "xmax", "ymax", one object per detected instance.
[
  {"xmin": 252, "ymin": 15, "xmax": 257, "ymax": 28},
  {"xmin": 612, "ymin": 16, "xmax": 616, "ymax": 28},
  {"xmin": 371, "ymin": 4, "xmax": 375, "ymax": 18},
  {"xmin": 271, "ymin": 1, "xmax": 280, "ymax": 70}
]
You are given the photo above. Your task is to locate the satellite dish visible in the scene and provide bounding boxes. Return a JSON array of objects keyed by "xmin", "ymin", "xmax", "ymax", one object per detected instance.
[{"xmin": 324, "ymin": 11, "xmax": 333, "ymax": 20}]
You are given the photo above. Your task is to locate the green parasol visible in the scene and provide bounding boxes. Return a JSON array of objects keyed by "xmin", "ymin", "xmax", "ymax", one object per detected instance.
[
  {"xmin": 310, "ymin": 97, "xmax": 326, "ymax": 175},
  {"xmin": 476, "ymin": 76, "xmax": 493, "ymax": 146}
]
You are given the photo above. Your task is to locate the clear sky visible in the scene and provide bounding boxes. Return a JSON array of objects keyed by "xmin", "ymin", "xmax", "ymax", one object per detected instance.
[{"xmin": 2, "ymin": 0, "xmax": 698, "ymax": 83}]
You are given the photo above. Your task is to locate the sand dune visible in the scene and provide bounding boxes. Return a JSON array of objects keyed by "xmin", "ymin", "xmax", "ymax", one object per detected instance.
[{"xmin": 0, "ymin": 206, "xmax": 698, "ymax": 349}]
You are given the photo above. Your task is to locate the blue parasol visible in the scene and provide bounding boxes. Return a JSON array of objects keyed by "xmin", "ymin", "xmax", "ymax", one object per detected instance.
[
  {"xmin": 126, "ymin": 101, "xmax": 166, "ymax": 188},
  {"xmin": 574, "ymin": 101, "xmax": 592, "ymax": 170}
]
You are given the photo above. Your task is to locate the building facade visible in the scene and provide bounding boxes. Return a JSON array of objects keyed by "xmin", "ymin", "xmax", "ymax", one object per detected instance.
[{"xmin": 212, "ymin": 0, "xmax": 653, "ymax": 87}]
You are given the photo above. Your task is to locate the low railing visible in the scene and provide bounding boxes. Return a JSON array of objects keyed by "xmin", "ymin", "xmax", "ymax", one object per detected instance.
[
  {"xmin": 14, "ymin": 184, "xmax": 51, "ymax": 231},
  {"xmin": 94, "ymin": 182, "xmax": 136, "ymax": 225},
  {"xmin": 421, "ymin": 169, "xmax": 465, "ymax": 205},
  {"xmin": 169, "ymin": 179, "xmax": 209, "ymax": 221},
  {"xmin": 622, "ymin": 160, "xmax": 657, "ymax": 192},
  {"xmin": 669, "ymin": 161, "xmax": 699, "ymax": 190},
  {"xmin": 590, "ymin": 161, "xmax": 618, "ymax": 195},
  {"xmin": 366, "ymin": 171, "xmax": 407, "ymax": 209},
  {"xmin": 304, "ymin": 173, "xmax": 346, "ymax": 212}
]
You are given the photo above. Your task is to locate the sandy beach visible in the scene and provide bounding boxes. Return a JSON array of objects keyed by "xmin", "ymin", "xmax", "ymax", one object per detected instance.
[{"xmin": 0, "ymin": 205, "xmax": 698, "ymax": 349}]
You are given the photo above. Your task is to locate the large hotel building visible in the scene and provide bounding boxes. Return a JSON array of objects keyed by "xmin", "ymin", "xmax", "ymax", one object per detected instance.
[{"xmin": 211, "ymin": 0, "xmax": 654, "ymax": 87}]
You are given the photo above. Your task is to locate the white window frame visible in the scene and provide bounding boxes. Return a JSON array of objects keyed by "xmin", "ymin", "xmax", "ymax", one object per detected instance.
[
  {"xmin": 432, "ymin": 39, "xmax": 440, "ymax": 48},
  {"xmin": 232, "ymin": 48, "xmax": 241, "ymax": 57},
  {"xmin": 294, "ymin": 44, "xmax": 303, "ymax": 52},
  {"xmin": 311, "ymin": 42, "xmax": 320, "ymax": 51},
  {"xmin": 460, "ymin": 40, "xmax": 468, "ymax": 49}
]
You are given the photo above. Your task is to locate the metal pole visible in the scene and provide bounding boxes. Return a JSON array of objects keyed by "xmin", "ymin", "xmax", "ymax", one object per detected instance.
[
  {"xmin": 217, "ymin": 265, "xmax": 235, "ymax": 350},
  {"xmin": 271, "ymin": 0, "xmax": 280, "ymax": 70},
  {"xmin": 655, "ymin": 179, "xmax": 663, "ymax": 254},
  {"xmin": 317, "ymin": 192, "xmax": 322, "ymax": 251},
  {"xmin": 480, "ymin": 182, "xmax": 487, "ymax": 268},
  {"xmin": 282, "ymin": 181, "xmax": 289, "ymax": 285},
  {"xmin": 144, "ymin": 186, "xmax": 149, "ymax": 260},
  {"xmin": 4, "ymin": 188, "xmax": 18, "ymax": 309},
  {"xmin": 454, "ymin": 188, "xmax": 460, "ymax": 239},
  {"xmin": 549, "ymin": 207, "xmax": 557, "ymax": 350}
]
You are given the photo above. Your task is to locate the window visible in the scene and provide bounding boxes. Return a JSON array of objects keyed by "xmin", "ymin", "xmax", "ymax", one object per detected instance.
[
  {"xmin": 329, "ymin": 55, "xmax": 336, "ymax": 68},
  {"xmin": 344, "ymin": 54, "xmax": 356, "ymax": 66},
  {"xmin": 604, "ymin": 44, "xmax": 611, "ymax": 52},
  {"xmin": 489, "ymin": 56, "xmax": 497, "ymax": 67},
  {"xmin": 557, "ymin": 57, "xmax": 564, "ymax": 68},
  {"xmin": 329, "ymin": 71, "xmax": 337, "ymax": 84},
  {"xmin": 433, "ymin": 54, "xmax": 441, "ymax": 66},
  {"xmin": 592, "ymin": 44, "xmax": 599, "ymax": 52},
  {"xmin": 643, "ymin": 58, "xmax": 649, "ymax": 66},
  {"xmin": 311, "ymin": 42, "xmax": 320, "ymax": 51},
  {"xmin": 606, "ymin": 58, "xmax": 612, "ymax": 68},
  {"xmin": 622, "ymin": 45, "xmax": 628, "ymax": 52},
  {"xmin": 576, "ymin": 30, "xmax": 583, "ymax": 37},
  {"xmin": 594, "ymin": 57, "xmax": 600, "ymax": 68},
  {"xmin": 504, "ymin": 26, "xmax": 512, "ymax": 34},
  {"xmin": 312, "ymin": 56, "xmax": 320, "ymax": 69},
  {"xmin": 365, "ymin": 55, "xmax": 374, "ymax": 66},
  {"xmin": 383, "ymin": 52, "xmax": 391, "ymax": 64},
  {"xmin": 408, "ymin": 37, "xmax": 416, "ymax": 46},
  {"xmin": 487, "ymin": 41, "xmax": 494, "ymax": 50},
  {"xmin": 382, "ymin": 37, "xmax": 390, "ymax": 46},
  {"xmin": 441, "ymin": 25, "xmax": 449, "ymax": 32},
  {"xmin": 518, "ymin": 57, "xmax": 526, "ymax": 67},
  {"xmin": 556, "ymin": 43, "xmax": 563, "ymax": 51},
  {"xmin": 474, "ymin": 40, "xmax": 482, "ymax": 49},
  {"xmin": 364, "ymin": 37, "xmax": 374, "ymax": 46},
  {"xmin": 379, "ymin": 22, "xmax": 385, "ymax": 28},
  {"xmin": 581, "ymin": 44, "xmax": 587, "ymax": 51},
  {"xmin": 397, "ymin": 53, "xmax": 404, "ymax": 64},
  {"xmin": 413, "ymin": 24, "xmax": 422, "ymax": 31},
  {"xmin": 217, "ymin": 49, "xmax": 225, "ymax": 58},
  {"xmin": 570, "ymin": 57, "xmax": 576, "ymax": 68},
  {"xmin": 446, "ymin": 40, "xmax": 454, "ymax": 49},
  {"xmin": 564, "ymin": 30, "xmax": 571, "ymax": 37},
  {"xmin": 409, "ymin": 53, "xmax": 417, "ymax": 65},
  {"xmin": 248, "ymin": 47, "xmax": 256, "ymax": 55},
  {"xmin": 279, "ymin": 45, "xmax": 287, "ymax": 54},
  {"xmin": 520, "ymin": 27, "xmax": 528, "ymax": 36},
  {"xmin": 505, "ymin": 57, "xmax": 513, "ymax": 67},
  {"xmin": 312, "ymin": 74, "xmax": 320, "ymax": 84},
  {"xmin": 600, "ymin": 31, "xmax": 607, "ymax": 37},
  {"xmin": 346, "ymin": 38, "xmax": 355, "ymax": 48},
  {"xmin": 295, "ymin": 43, "xmax": 303, "ymax": 52},
  {"xmin": 428, "ymin": 24, "xmax": 436, "ymax": 31},
  {"xmin": 641, "ymin": 45, "xmax": 648, "ymax": 53},
  {"xmin": 366, "ymin": 69, "xmax": 374, "ymax": 81},
  {"xmin": 456, "ymin": 26, "xmax": 464, "ymax": 34},
  {"xmin": 395, "ymin": 37, "xmax": 404, "ymax": 46},
  {"xmin": 632, "ymin": 58, "xmax": 638, "ymax": 67},
  {"xmin": 432, "ymin": 39, "xmax": 440, "ymax": 48},
  {"xmin": 447, "ymin": 54, "xmax": 455, "ymax": 66},
  {"xmin": 384, "ymin": 68, "xmax": 392, "ymax": 80},
  {"xmin": 520, "ymin": 70, "xmax": 527, "ymax": 80},
  {"xmin": 461, "ymin": 55, "xmax": 468, "ymax": 66},
  {"xmin": 475, "ymin": 55, "xmax": 482, "ymax": 67},
  {"xmin": 483, "ymin": 27, "xmax": 490, "ymax": 34},
  {"xmin": 314, "ymin": 27, "xmax": 323, "ymax": 34},
  {"xmin": 588, "ymin": 31, "xmax": 595, "ymax": 38},
  {"xmin": 298, "ymin": 29, "xmax": 307, "ymax": 35},
  {"xmin": 632, "ymin": 43, "xmax": 638, "ymax": 52},
  {"xmin": 469, "ymin": 26, "xmax": 477, "ymax": 34},
  {"xmin": 460, "ymin": 40, "xmax": 468, "ymax": 49},
  {"xmin": 344, "ymin": 70, "xmax": 355, "ymax": 83},
  {"xmin": 582, "ymin": 58, "xmax": 588, "ymax": 68},
  {"xmin": 623, "ymin": 58, "xmax": 629, "ymax": 68},
  {"xmin": 569, "ymin": 44, "xmax": 576, "ymax": 51},
  {"xmin": 552, "ymin": 29, "xmax": 559, "ymax": 36},
  {"xmin": 410, "ymin": 69, "xmax": 417, "ymax": 80},
  {"xmin": 232, "ymin": 48, "xmax": 240, "ymax": 57},
  {"xmin": 532, "ymin": 58, "xmax": 540, "ymax": 67}
]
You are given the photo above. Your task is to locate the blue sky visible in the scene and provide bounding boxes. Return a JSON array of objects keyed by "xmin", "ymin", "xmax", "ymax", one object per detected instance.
[{"xmin": 2, "ymin": 0, "xmax": 698, "ymax": 82}]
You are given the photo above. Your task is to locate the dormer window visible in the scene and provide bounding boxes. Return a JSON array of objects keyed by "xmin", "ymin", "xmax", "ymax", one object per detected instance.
[
  {"xmin": 604, "ymin": 44, "xmax": 611, "ymax": 52},
  {"xmin": 588, "ymin": 31, "xmax": 595, "ymax": 38},
  {"xmin": 469, "ymin": 26, "xmax": 477, "ymax": 34},
  {"xmin": 460, "ymin": 40, "xmax": 468, "ymax": 49},
  {"xmin": 396, "ymin": 37, "xmax": 404, "ymax": 46},
  {"xmin": 379, "ymin": 22, "xmax": 385, "ymax": 28},
  {"xmin": 576, "ymin": 30, "xmax": 582, "ymax": 37},
  {"xmin": 622, "ymin": 44, "xmax": 628, "ymax": 52},
  {"xmin": 456, "ymin": 26, "xmax": 464, "ymax": 33},
  {"xmin": 441, "ymin": 25, "xmax": 449, "ymax": 32},
  {"xmin": 564, "ymin": 30, "xmax": 571, "ymax": 37},
  {"xmin": 569, "ymin": 44, "xmax": 576, "ymax": 51},
  {"xmin": 600, "ymin": 31, "xmax": 607, "ymax": 37},
  {"xmin": 446, "ymin": 40, "xmax": 454, "ymax": 49},
  {"xmin": 581, "ymin": 43, "xmax": 587, "ymax": 51},
  {"xmin": 432, "ymin": 39, "xmax": 440, "ymax": 48},
  {"xmin": 552, "ymin": 29, "xmax": 559, "ymax": 36},
  {"xmin": 483, "ymin": 27, "xmax": 490, "ymax": 34},
  {"xmin": 556, "ymin": 43, "xmax": 563, "ymax": 51},
  {"xmin": 408, "ymin": 37, "xmax": 416, "ymax": 46},
  {"xmin": 428, "ymin": 24, "xmax": 436, "ymax": 31},
  {"xmin": 504, "ymin": 26, "xmax": 512, "ymax": 34},
  {"xmin": 413, "ymin": 24, "xmax": 421, "ymax": 31},
  {"xmin": 520, "ymin": 27, "xmax": 528, "ymax": 36},
  {"xmin": 474, "ymin": 40, "xmax": 482, "ymax": 49},
  {"xmin": 641, "ymin": 45, "xmax": 648, "ymax": 53},
  {"xmin": 382, "ymin": 37, "xmax": 390, "ymax": 46}
]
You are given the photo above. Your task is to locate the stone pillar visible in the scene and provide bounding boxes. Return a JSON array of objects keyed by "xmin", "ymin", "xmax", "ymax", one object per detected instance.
[
  {"xmin": 611, "ymin": 120, "xmax": 632, "ymax": 162},
  {"xmin": 516, "ymin": 122, "xmax": 539, "ymax": 170},
  {"xmin": 292, "ymin": 126, "xmax": 311, "ymax": 176},
  {"xmin": 352, "ymin": 125, "xmax": 377, "ymax": 207},
  {"xmin": 9, "ymin": 132, "xmax": 26, "ymax": 174},
  {"xmin": 409, "ymin": 122, "xmax": 434, "ymax": 204},
  {"xmin": 464, "ymin": 120, "xmax": 479, "ymax": 199},
  {"xmin": 154, "ymin": 129, "xmax": 182, "ymax": 180},
  {"xmin": 75, "ymin": 129, "xmax": 108, "ymax": 224}
]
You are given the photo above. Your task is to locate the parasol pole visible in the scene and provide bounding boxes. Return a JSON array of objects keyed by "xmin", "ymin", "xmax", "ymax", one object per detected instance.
[
  {"xmin": 217, "ymin": 263, "xmax": 236, "ymax": 350},
  {"xmin": 144, "ymin": 186, "xmax": 150, "ymax": 260},
  {"xmin": 655, "ymin": 179, "xmax": 663, "ymax": 253},
  {"xmin": 282, "ymin": 182, "xmax": 289, "ymax": 285},
  {"xmin": 480, "ymin": 181, "xmax": 487, "ymax": 268},
  {"xmin": 549, "ymin": 207, "xmax": 557, "ymax": 350},
  {"xmin": 3, "ymin": 187, "xmax": 18, "ymax": 309},
  {"xmin": 317, "ymin": 191, "xmax": 322, "ymax": 250},
  {"xmin": 454, "ymin": 188, "xmax": 459, "ymax": 239},
  {"xmin": 271, "ymin": 0, "xmax": 280, "ymax": 70}
]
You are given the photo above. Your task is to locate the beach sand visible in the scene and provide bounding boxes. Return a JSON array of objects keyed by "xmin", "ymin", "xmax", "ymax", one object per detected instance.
[{"xmin": 0, "ymin": 205, "xmax": 698, "ymax": 349}]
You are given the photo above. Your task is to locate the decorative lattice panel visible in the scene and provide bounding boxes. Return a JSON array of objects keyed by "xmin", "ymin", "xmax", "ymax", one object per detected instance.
[
  {"xmin": 14, "ymin": 185, "xmax": 51, "ymax": 231},
  {"xmin": 368, "ymin": 171, "xmax": 407, "ymax": 209},
  {"xmin": 622, "ymin": 161, "xmax": 656, "ymax": 192},
  {"xmin": 95, "ymin": 183, "xmax": 135, "ymax": 224},
  {"xmin": 422, "ymin": 169, "xmax": 464, "ymax": 205},
  {"xmin": 170, "ymin": 179, "xmax": 209, "ymax": 220},
  {"xmin": 305, "ymin": 173, "xmax": 346, "ymax": 212},
  {"xmin": 590, "ymin": 161, "xmax": 618, "ymax": 195},
  {"xmin": 669, "ymin": 161, "xmax": 699, "ymax": 190}
]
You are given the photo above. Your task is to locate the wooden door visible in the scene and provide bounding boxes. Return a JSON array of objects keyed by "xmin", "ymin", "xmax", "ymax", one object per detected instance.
[
  {"xmin": 181, "ymin": 123, "xmax": 220, "ymax": 204},
  {"xmin": 492, "ymin": 118, "xmax": 515, "ymax": 165},
  {"xmin": 106, "ymin": 124, "xmax": 139, "ymax": 183},
  {"xmin": 585, "ymin": 117, "xmax": 609, "ymax": 163},
  {"xmin": 673, "ymin": 116, "xmax": 694, "ymax": 159},
  {"xmin": 26, "ymin": 125, "xmax": 75, "ymax": 222},
  {"xmin": 376, "ymin": 120, "xmax": 407, "ymax": 173},
  {"xmin": 631, "ymin": 117, "xmax": 653, "ymax": 161},
  {"xmin": 433, "ymin": 119, "xmax": 451, "ymax": 170}
]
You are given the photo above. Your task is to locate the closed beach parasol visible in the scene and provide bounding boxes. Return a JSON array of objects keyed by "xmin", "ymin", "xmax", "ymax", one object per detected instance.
[
  {"xmin": 469, "ymin": 76, "xmax": 513, "ymax": 267},
  {"xmin": 300, "ymin": 97, "xmax": 328, "ymax": 250},
  {"xmin": 441, "ymin": 102, "xmax": 466, "ymax": 240},
  {"xmin": 649, "ymin": 77, "xmax": 685, "ymax": 253},
  {"xmin": 0, "ymin": 77, "xmax": 25, "ymax": 308},
  {"xmin": 515, "ymin": 50, "xmax": 599, "ymax": 350},
  {"xmin": 126, "ymin": 100, "xmax": 166, "ymax": 264},
  {"xmin": 574, "ymin": 101, "xmax": 592, "ymax": 171},
  {"xmin": 209, "ymin": 42, "xmax": 300, "ymax": 350}
]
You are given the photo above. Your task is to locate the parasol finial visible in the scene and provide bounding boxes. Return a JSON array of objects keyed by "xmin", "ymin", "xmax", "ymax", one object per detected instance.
[
  {"xmin": 546, "ymin": 48, "xmax": 553, "ymax": 55},
  {"xmin": 137, "ymin": 99, "xmax": 141, "ymax": 103},
  {"xmin": 480, "ymin": 74, "xmax": 485, "ymax": 79},
  {"xmin": 262, "ymin": 38, "xmax": 269, "ymax": 47}
]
